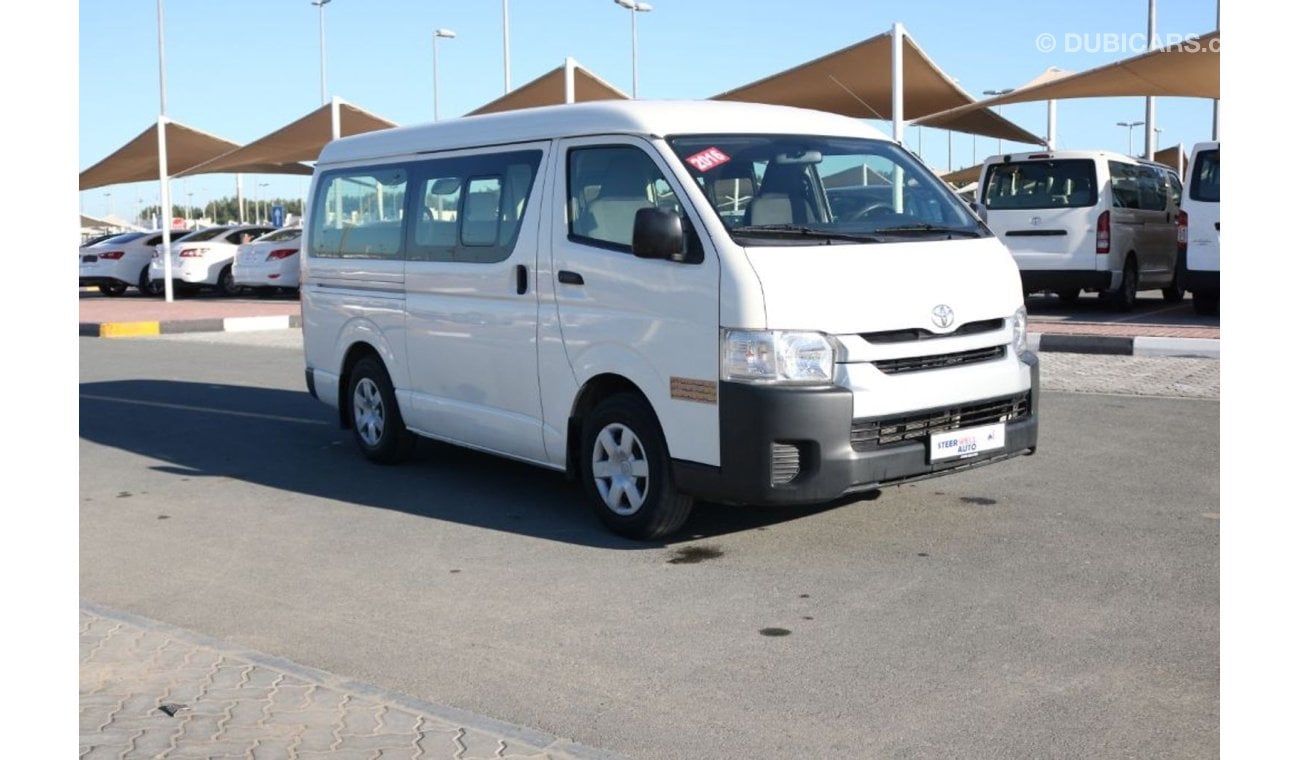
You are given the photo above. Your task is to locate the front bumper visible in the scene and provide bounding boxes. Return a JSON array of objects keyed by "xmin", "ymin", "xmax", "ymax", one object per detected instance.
[{"xmin": 673, "ymin": 355, "xmax": 1040, "ymax": 506}]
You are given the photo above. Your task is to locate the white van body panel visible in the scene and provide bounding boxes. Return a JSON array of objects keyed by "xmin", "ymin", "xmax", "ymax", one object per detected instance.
[
  {"xmin": 744, "ymin": 237, "xmax": 1021, "ymax": 333},
  {"xmin": 548, "ymin": 135, "xmax": 722, "ymax": 467},
  {"xmin": 1184, "ymin": 141, "xmax": 1220, "ymax": 275},
  {"xmin": 401, "ymin": 142, "xmax": 551, "ymax": 465}
]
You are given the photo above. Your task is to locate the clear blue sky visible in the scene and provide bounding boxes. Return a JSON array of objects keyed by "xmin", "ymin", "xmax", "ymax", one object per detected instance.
[{"xmin": 78, "ymin": 0, "xmax": 1219, "ymax": 221}]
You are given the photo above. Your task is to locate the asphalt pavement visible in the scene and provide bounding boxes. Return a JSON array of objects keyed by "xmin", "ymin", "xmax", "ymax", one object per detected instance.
[{"xmin": 78, "ymin": 287, "xmax": 1216, "ymax": 753}]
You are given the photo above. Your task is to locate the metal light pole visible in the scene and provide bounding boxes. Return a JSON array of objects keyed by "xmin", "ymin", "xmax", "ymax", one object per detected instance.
[
  {"xmin": 1118, "ymin": 121, "xmax": 1144, "ymax": 156},
  {"xmin": 983, "ymin": 88, "xmax": 1013, "ymax": 154},
  {"xmin": 104, "ymin": 191, "xmax": 114, "ymax": 219},
  {"xmin": 432, "ymin": 28, "xmax": 456, "ymax": 121},
  {"xmin": 258, "ymin": 182, "xmax": 269, "ymax": 224},
  {"xmin": 613, "ymin": 0, "xmax": 652, "ymax": 98},
  {"xmin": 1154, "ymin": 127, "xmax": 1164, "ymax": 151},
  {"xmin": 312, "ymin": 0, "xmax": 332, "ymax": 105}
]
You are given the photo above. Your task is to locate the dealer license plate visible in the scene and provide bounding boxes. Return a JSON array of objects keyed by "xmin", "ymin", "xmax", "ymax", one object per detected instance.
[{"xmin": 929, "ymin": 423, "xmax": 1006, "ymax": 462}]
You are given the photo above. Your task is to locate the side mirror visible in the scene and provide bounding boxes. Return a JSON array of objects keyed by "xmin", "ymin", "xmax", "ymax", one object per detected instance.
[
  {"xmin": 970, "ymin": 201, "xmax": 989, "ymax": 223},
  {"xmin": 632, "ymin": 207, "xmax": 685, "ymax": 261}
]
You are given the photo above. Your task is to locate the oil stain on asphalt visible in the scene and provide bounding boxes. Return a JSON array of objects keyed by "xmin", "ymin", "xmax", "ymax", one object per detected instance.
[
  {"xmin": 960, "ymin": 496, "xmax": 998, "ymax": 506},
  {"xmin": 667, "ymin": 545, "xmax": 724, "ymax": 564}
]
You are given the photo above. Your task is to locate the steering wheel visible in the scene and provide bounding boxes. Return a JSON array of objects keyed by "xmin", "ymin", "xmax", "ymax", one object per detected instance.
[{"xmin": 849, "ymin": 202, "xmax": 895, "ymax": 222}]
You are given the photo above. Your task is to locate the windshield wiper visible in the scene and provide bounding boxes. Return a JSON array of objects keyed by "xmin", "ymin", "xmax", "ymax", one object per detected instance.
[
  {"xmin": 729, "ymin": 224, "xmax": 882, "ymax": 243},
  {"xmin": 872, "ymin": 223, "xmax": 983, "ymax": 238}
]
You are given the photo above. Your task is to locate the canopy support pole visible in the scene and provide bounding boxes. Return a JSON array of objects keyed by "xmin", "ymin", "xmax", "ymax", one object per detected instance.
[
  {"xmin": 565, "ymin": 57, "xmax": 576, "ymax": 103},
  {"xmin": 1046, "ymin": 99, "xmax": 1057, "ymax": 150},
  {"xmin": 890, "ymin": 22, "xmax": 906, "ymax": 213},
  {"xmin": 158, "ymin": 117, "xmax": 174, "ymax": 303},
  {"xmin": 1143, "ymin": 0, "xmax": 1156, "ymax": 160}
]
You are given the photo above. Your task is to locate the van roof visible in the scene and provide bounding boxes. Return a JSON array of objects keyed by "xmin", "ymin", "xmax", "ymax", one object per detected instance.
[
  {"xmin": 316, "ymin": 99, "xmax": 890, "ymax": 165},
  {"xmin": 980, "ymin": 150, "xmax": 1169, "ymax": 169}
]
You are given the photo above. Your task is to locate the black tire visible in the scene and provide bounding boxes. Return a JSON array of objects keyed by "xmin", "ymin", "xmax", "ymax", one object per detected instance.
[
  {"xmin": 1112, "ymin": 257, "xmax": 1138, "ymax": 312},
  {"xmin": 580, "ymin": 393, "xmax": 694, "ymax": 540},
  {"xmin": 217, "ymin": 265, "xmax": 242, "ymax": 297},
  {"xmin": 1055, "ymin": 288, "xmax": 1081, "ymax": 305},
  {"xmin": 347, "ymin": 355, "xmax": 416, "ymax": 464},
  {"xmin": 98, "ymin": 282, "xmax": 128, "ymax": 297},
  {"xmin": 1192, "ymin": 290, "xmax": 1219, "ymax": 316},
  {"xmin": 1162, "ymin": 252, "xmax": 1187, "ymax": 303},
  {"xmin": 138, "ymin": 267, "xmax": 164, "ymax": 296}
]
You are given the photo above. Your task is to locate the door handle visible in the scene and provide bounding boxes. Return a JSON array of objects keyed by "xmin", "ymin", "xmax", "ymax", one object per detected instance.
[
  {"xmin": 558, "ymin": 270, "xmax": 585, "ymax": 285},
  {"xmin": 515, "ymin": 264, "xmax": 527, "ymax": 295}
]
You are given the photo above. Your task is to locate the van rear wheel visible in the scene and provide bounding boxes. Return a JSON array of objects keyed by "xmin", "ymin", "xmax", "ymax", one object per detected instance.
[
  {"xmin": 581, "ymin": 393, "xmax": 693, "ymax": 541},
  {"xmin": 348, "ymin": 356, "xmax": 416, "ymax": 464},
  {"xmin": 1112, "ymin": 258, "xmax": 1138, "ymax": 312}
]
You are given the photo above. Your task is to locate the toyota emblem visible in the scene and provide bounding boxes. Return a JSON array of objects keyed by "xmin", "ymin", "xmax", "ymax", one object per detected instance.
[{"xmin": 931, "ymin": 304, "xmax": 955, "ymax": 329}]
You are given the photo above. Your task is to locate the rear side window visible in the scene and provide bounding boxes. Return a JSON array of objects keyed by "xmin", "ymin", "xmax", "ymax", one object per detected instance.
[
  {"xmin": 1190, "ymin": 149, "xmax": 1219, "ymax": 202},
  {"xmin": 310, "ymin": 167, "xmax": 408, "ymax": 259},
  {"xmin": 982, "ymin": 160, "xmax": 1098, "ymax": 209},
  {"xmin": 408, "ymin": 149, "xmax": 542, "ymax": 264}
]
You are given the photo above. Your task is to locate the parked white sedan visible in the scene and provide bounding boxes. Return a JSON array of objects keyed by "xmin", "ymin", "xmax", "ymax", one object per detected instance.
[
  {"xmin": 233, "ymin": 227, "xmax": 303, "ymax": 296},
  {"xmin": 147, "ymin": 224, "xmax": 275, "ymax": 296},
  {"xmin": 79, "ymin": 230, "xmax": 170, "ymax": 296}
]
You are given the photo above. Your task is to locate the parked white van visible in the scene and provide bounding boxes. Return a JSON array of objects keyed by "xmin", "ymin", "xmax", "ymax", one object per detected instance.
[
  {"xmin": 1183, "ymin": 141, "xmax": 1219, "ymax": 315},
  {"xmin": 978, "ymin": 150, "xmax": 1184, "ymax": 310},
  {"xmin": 301, "ymin": 101, "xmax": 1039, "ymax": 539}
]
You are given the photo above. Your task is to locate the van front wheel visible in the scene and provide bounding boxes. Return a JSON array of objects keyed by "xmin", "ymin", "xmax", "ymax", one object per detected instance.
[
  {"xmin": 581, "ymin": 394, "xmax": 693, "ymax": 540},
  {"xmin": 348, "ymin": 356, "xmax": 415, "ymax": 464}
]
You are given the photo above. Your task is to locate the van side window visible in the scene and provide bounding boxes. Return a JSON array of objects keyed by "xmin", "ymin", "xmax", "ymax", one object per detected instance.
[
  {"xmin": 1135, "ymin": 166, "xmax": 1168, "ymax": 211},
  {"xmin": 1166, "ymin": 172, "xmax": 1183, "ymax": 206},
  {"xmin": 309, "ymin": 168, "xmax": 408, "ymax": 259},
  {"xmin": 1108, "ymin": 161, "xmax": 1143, "ymax": 210},
  {"xmin": 568, "ymin": 146, "xmax": 663, "ymax": 250},
  {"xmin": 409, "ymin": 150, "xmax": 542, "ymax": 263}
]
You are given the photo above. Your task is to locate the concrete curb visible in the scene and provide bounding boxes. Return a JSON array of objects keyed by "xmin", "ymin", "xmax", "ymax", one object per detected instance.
[
  {"xmin": 1027, "ymin": 333, "xmax": 1219, "ymax": 359},
  {"xmin": 79, "ymin": 314, "xmax": 302, "ymax": 338}
]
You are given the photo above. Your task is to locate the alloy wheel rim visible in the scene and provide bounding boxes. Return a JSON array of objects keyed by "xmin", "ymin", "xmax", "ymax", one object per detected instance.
[
  {"xmin": 591, "ymin": 423, "xmax": 650, "ymax": 516},
  {"xmin": 353, "ymin": 378, "xmax": 385, "ymax": 447}
]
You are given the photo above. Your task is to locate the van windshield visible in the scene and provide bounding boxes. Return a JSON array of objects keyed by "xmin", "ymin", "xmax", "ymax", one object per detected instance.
[
  {"xmin": 982, "ymin": 159, "xmax": 1098, "ymax": 210},
  {"xmin": 1189, "ymin": 149, "xmax": 1219, "ymax": 202},
  {"xmin": 667, "ymin": 134, "xmax": 984, "ymax": 245}
]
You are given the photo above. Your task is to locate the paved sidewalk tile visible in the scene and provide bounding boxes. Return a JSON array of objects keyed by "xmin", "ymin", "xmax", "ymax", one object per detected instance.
[{"xmin": 80, "ymin": 602, "xmax": 628, "ymax": 760}]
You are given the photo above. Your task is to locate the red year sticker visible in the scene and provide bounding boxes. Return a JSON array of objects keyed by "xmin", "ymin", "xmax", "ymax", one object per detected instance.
[{"xmin": 684, "ymin": 147, "xmax": 731, "ymax": 172}]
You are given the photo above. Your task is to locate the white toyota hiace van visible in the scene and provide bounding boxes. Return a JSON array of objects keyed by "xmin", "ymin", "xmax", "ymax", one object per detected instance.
[
  {"xmin": 301, "ymin": 101, "xmax": 1039, "ymax": 539},
  {"xmin": 978, "ymin": 150, "xmax": 1184, "ymax": 310},
  {"xmin": 1183, "ymin": 141, "xmax": 1220, "ymax": 315}
]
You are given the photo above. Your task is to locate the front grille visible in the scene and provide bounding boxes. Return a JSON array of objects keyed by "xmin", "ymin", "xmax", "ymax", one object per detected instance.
[
  {"xmin": 860, "ymin": 318, "xmax": 1004, "ymax": 345},
  {"xmin": 771, "ymin": 443, "xmax": 801, "ymax": 485},
  {"xmin": 851, "ymin": 393, "xmax": 1030, "ymax": 451},
  {"xmin": 872, "ymin": 345, "xmax": 1005, "ymax": 375}
]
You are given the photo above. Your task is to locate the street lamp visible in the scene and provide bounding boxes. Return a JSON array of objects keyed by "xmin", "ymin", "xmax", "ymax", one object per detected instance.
[
  {"xmin": 312, "ymin": 0, "xmax": 332, "ymax": 105},
  {"xmin": 1154, "ymin": 127, "xmax": 1164, "ymax": 151},
  {"xmin": 983, "ymin": 88, "xmax": 1013, "ymax": 154},
  {"xmin": 613, "ymin": 0, "xmax": 652, "ymax": 99},
  {"xmin": 1117, "ymin": 121, "xmax": 1145, "ymax": 156},
  {"xmin": 104, "ymin": 191, "xmax": 114, "ymax": 219},
  {"xmin": 258, "ymin": 182, "xmax": 270, "ymax": 223},
  {"xmin": 186, "ymin": 191, "xmax": 193, "ymax": 224},
  {"xmin": 432, "ymin": 28, "xmax": 456, "ymax": 121}
]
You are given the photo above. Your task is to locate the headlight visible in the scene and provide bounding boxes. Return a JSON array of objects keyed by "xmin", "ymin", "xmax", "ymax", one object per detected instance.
[
  {"xmin": 721, "ymin": 329, "xmax": 836, "ymax": 385},
  {"xmin": 1011, "ymin": 306, "xmax": 1030, "ymax": 358}
]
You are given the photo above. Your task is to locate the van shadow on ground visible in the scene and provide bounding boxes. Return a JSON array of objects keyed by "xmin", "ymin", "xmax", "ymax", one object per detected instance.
[{"xmin": 79, "ymin": 380, "xmax": 854, "ymax": 549}]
